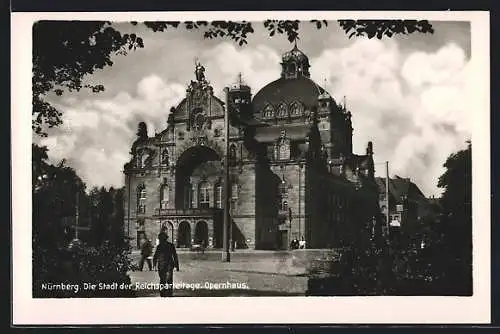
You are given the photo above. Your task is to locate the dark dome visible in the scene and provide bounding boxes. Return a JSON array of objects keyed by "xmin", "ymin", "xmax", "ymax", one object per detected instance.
[
  {"xmin": 252, "ymin": 76, "xmax": 326, "ymax": 113},
  {"xmin": 282, "ymin": 45, "xmax": 310, "ymax": 65}
]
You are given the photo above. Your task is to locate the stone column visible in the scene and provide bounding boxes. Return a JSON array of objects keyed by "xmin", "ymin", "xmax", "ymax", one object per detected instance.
[{"xmin": 190, "ymin": 220, "xmax": 195, "ymax": 246}]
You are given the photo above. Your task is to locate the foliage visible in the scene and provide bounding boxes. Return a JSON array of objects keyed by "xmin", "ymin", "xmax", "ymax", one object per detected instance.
[
  {"xmin": 32, "ymin": 21, "xmax": 143, "ymax": 136},
  {"xmin": 307, "ymin": 141, "xmax": 472, "ymax": 296},
  {"xmin": 32, "ymin": 144, "xmax": 133, "ymax": 298},
  {"xmin": 33, "ymin": 240, "xmax": 135, "ymax": 298},
  {"xmin": 32, "ymin": 20, "xmax": 434, "ymax": 136},
  {"xmin": 435, "ymin": 141, "xmax": 473, "ymax": 294},
  {"xmin": 338, "ymin": 20, "xmax": 434, "ymax": 39}
]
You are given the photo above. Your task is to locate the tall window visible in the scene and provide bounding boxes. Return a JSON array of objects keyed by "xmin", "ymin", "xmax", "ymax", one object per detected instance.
[
  {"xmin": 263, "ymin": 104, "xmax": 274, "ymax": 119},
  {"xmin": 161, "ymin": 149, "xmax": 169, "ymax": 165},
  {"xmin": 140, "ymin": 152, "xmax": 149, "ymax": 168},
  {"xmin": 138, "ymin": 188, "xmax": 146, "ymax": 213},
  {"xmin": 277, "ymin": 103, "xmax": 288, "ymax": 118},
  {"xmin": 281, "ymin": 199, "xmax": 288, "ymax": 212},
  {"xmin": 229, "ymin": 144, "xmax": 237, "ymax": 165},
  {"xmin": 160, "ymin": 185, "xmax": 169, "ymax": 209},
  {"xmin": 279, "ymin": 178, "xmax": 288, "ymax": 212},
  {"xmin": 184, "ymin": 184, "xmax": 192, "ymax": 209},
  {"xmin": 215, "ymin": 183, "xmax": 223, "ymax": 208},
  {"xmin": 290, "ymin": 101, "xmax": 302, "ymax": 116},
  {"xmin": 199, "ymin": 181, "xmax": 210, "ymax": 209}
]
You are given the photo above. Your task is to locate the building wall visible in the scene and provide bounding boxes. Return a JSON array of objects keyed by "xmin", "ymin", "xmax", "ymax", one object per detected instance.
[{"xmin": 230, "ymin": 163, "xmax": 257, "ymax": 249}]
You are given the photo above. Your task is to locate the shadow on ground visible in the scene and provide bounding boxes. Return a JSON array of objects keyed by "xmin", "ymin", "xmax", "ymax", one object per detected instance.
[{"xmin": 134, "ymin": 289, "xmax": 303, "ymax": 297}]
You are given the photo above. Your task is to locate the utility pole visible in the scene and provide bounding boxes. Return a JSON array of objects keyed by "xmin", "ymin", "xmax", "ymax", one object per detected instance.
[
  {"xmin": 385, "ymin": 161, "xmax": 390, "ymax": 238},
  {"xmin": 222, "ymin": 87, "xmax": 231, "ymax": 262},
  {"xmin": 75, "ymin": 187, "xmax": 80, "ymax": 240}
]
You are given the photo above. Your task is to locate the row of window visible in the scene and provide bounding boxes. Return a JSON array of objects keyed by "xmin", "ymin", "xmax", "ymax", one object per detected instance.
[
  {"xmin": 184, "ymin": 182, "xmax": 238, "ymax": 209},
  {"xmin": 136, "ymin": 182, "xmax": 239, "ymax": 213},
  {"xmin": 262, "ymin": 102, "xmax": 304, "ymax": 119}
]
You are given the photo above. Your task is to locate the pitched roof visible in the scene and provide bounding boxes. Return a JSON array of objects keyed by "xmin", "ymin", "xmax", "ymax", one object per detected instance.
[{"xmin": 375, "ymin": 176, "xmax": 428, "ymax": 204}]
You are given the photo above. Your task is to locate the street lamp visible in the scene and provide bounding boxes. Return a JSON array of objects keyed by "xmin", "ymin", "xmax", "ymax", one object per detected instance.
[{"xmin": 68, "ymin": 178, "xmax": 82, "ymax": 251}]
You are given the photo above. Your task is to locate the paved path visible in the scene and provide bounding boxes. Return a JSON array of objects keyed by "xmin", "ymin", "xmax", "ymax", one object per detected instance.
[{"xmin": 129, "ymin": 252, "xmax": 309, "ymax": 297}]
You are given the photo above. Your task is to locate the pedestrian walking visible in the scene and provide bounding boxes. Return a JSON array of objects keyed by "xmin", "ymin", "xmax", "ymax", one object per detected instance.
[
  {"xmin": 139, "ymin": 238, "xmax": 153, "ymax": 271},
  {"xmin": 153, "ymin": 232, "xmax": 179, "ymax": 297}
]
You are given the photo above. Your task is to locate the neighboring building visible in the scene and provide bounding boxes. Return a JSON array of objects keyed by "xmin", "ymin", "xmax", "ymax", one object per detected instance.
[
  {"xmin": 123, "ymin": 45, "xmax": 382, "ymax": 250},
  {"xmin": 375, "ymin": 176, "xmax": 432, "ymax": 236}
]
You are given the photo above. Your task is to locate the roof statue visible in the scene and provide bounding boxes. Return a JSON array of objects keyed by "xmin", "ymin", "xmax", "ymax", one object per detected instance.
[{"xmin": 195, "ymin": 59, "xmax": 206, "ymax": 82}]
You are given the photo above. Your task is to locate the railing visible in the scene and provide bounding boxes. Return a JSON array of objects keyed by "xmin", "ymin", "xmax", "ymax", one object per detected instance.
[{"xmin": 154, "ymin": 207, "xmax": 223, "ymax": 217}]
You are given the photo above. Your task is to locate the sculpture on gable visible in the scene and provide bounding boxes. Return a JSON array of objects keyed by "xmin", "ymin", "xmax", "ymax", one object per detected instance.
[{"xmin": 195, "ymin": 61, "xmax": 206, "ymax": 82}]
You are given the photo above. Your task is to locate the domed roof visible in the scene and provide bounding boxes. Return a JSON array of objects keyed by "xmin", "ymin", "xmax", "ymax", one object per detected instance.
[
  {"xmin": 282, "ymin": 44, "xmax": 310, "ymax": 65},
  {"xmin": 252, "ymin": 76, "xmax": 326, "ymax": 113}
]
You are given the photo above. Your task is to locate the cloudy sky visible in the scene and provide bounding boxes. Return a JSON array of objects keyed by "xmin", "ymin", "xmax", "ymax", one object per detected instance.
[{"xmin": 36, "ymin": 20, "xmax": 472, "ymax": 197}]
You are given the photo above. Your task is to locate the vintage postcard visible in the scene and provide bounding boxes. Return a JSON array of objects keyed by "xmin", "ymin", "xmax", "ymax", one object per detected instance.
[{"xmin": 12, "ymin": 11, "xmax": 490, "ymax": 324}]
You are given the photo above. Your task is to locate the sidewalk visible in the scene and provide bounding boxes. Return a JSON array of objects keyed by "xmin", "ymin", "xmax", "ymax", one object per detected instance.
[{"xmin": 128, "ymin": 253, "xmax": 309, "ymax": 297}]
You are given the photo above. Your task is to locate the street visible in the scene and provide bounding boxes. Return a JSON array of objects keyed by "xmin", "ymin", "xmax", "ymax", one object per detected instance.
[{"xmin": 129, "ymin": 250, "xmax": 310, "ymax": 297}]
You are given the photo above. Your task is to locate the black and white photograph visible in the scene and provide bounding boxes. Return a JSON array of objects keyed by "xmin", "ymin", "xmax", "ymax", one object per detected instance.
[{"xmin": 12, "ymin": 11, "xmax": 490, "ymax": 324}]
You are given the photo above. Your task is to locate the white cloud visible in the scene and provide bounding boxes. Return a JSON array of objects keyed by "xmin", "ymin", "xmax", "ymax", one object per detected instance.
[
  {"xmin": 201, "ymin": 43, "xmax": 281, "ymax": 97},
  {"xmin": 40, "ymin": 75, "xmax": 185, "ymax": 190},
  {"xmin": 311, "ymin": 39, "xmax": 471, "ymax": 196}
]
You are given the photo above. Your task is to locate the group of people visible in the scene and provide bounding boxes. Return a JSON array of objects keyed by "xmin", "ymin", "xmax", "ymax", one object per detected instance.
[
  {"xmin": 289, "ymin": 237, "xmax": 306, "ymax": 250},
  {"xmin": 138, "ymin": 227, "xmax": 180, "ymax": 297}
]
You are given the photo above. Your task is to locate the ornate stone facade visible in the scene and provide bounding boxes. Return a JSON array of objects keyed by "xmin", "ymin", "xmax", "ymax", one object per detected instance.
[{"xmin": 123, "ymin": 46, "xmax": 382, "ymax": 250}]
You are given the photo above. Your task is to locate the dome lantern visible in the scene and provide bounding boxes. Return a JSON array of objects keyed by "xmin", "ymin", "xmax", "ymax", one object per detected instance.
[{"xmin": 280, "ymin": 42, "xmax": 310, "ymax": 79}]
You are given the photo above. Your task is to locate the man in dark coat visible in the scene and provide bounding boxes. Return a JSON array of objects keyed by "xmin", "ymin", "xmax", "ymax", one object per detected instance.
[
  {"xmin": 153, "ymin": 232, "xmax": 179, "ymax": 297},
  {"xmin": 139, "ymin": 238, "xmax": 153, "ymax": 271}
]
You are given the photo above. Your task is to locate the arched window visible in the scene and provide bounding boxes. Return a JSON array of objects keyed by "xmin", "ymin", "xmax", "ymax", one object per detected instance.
[
  {"xmin": 278, "ymin": 178, "xmax": 288, "ymax": 212},
  {"xmin": 215, "ymin": 183, "xmax": 223, "ymax": 208},
  {"xmin": 160, "ymin": 185, "xmax": 169, "ymax": 209},
  {"xmin": 137, "ymin": 187, "xmax": 146, "ymax": 213},
  {"xmin": 263, "ymin": 104, "xmax": 274, "ymax": 119},
  {"xmin": 281, "ymin": 199, "xmax": 288, "ymax": 212},
  {"xmin": 229, "ymin": 144, "xmax": 237, "ymax": 165},
  {"xmin": 198, "ymin": 181, "xmax": 210, "ymax": 209},
  {"xmin": 277, "ymin": 104, "xmax": 288, "ymax": 118},
  {"xmin": 290, "ymin": 101, "xmax": 303, "ymax": 117}
]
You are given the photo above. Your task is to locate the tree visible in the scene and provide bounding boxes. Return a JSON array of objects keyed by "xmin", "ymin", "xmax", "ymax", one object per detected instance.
[
  {"xmin": 32, "ymin": 19, "xmax": 434, "ymax": 136},
  {"xmin": 435, "ymin": 141, "xmax": 472, "ymax": 295}
]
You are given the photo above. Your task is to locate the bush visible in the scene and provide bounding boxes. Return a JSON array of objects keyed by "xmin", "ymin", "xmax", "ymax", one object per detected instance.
[{"xmin": 33, "ymin": 239, "xmax": 136, "ymax": 298}]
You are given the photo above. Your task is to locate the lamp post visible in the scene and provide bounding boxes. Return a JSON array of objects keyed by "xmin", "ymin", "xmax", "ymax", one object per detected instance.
[
  {"xmin": 385, "ymin": 161, "xmax": 390, "ymax": 238},
  {"xmin": 68, "ymin": 178, "xmax": 82, "ymax": 251},
  {"xmin": 222, "ymin": 87, "xmax": 231, "ymax": 262}
]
